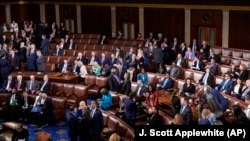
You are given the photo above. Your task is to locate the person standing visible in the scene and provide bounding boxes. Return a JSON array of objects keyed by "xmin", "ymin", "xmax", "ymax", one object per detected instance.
[
  {"xmin": 67, "ymin": 106, "xmax": 79, "ymax": 141},
  {"xmin": 36, "ymin": 50, "xmax": 46, "ymax": 73},
  {"xmin": 90, "ymin": 100, "xmax": 104, "ymax": 141},
  {"xmin": 79, "ymin": 108, "xmax": 93, "ymax": 141}
]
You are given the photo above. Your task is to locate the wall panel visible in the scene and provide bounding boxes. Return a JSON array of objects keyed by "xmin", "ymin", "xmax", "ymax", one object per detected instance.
[
  {"xmin": 59, "ymin": 5, "xmax": 77, "ymax": 33},
  {"xmin": 81, "ymin": 6, "xmax": 111, "ymax": 35},
  {"xmin": 229, "ymin": 10, "xmax": 250, "ymax": 50},
  {"xmin": 45, "ymin": 4, "xmax": 56, "ymax": 24}
]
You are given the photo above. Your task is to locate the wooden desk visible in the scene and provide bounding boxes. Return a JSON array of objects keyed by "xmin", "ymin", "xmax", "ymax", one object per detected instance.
[{"xmin": 10, "ymin": 71, "xmax": 79, "ymax": 83}]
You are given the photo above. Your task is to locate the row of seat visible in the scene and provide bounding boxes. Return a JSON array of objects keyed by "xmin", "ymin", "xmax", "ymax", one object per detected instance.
[{"xmin": 212, "ymin": 46, "xmax": 250, "ymax": 59}]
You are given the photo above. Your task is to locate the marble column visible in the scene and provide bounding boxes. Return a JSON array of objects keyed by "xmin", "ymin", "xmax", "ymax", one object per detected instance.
[
  {"xmin": 139, "ymin": 7, "xmax": 144, "ymax": 37},
  {"xmin": 55, "ymin": 4, "xmax": 60, "ymax": 27},
  {"xmin": 5, "ymin": 4, "xmax": 11, "ymax": 24},
  {"xmin": 222, "ymin": 10, "xmax": 229, "ymax": 48},
  {"xmin": 76, "ymin": 5, "xmax": 82, "ymax": 33},
  {"xmin": 111, "ymin": 6, "xmax": 116, "ymax": 34},
  {"xmin": 184, "ymin": 9, "xmax": 191, "ymax": 45},
  {"xmin": 40, "ymin": 4, "xmax": 46, "ymax": 23}
]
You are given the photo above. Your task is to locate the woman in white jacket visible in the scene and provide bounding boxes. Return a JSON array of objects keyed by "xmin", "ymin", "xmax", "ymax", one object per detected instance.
[{"xmin": 77, "ymin": 61, "xmax": 88, "ymax": 84}]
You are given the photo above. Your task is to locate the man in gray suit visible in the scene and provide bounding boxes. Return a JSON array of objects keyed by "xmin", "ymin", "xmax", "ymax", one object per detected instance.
[
  {"xmin": 169, "ymin": 62, "xmax": 182, "ymax": 78},
  {"xmin": 26, "ymin": 75, "xmax": 40, "ymax": 94},
  {"xmin": 40, "ymin": 34, "xmax": 50, "ymax": 56},
  {"xmin": 36, "ymin": 50, "xmax": 46, "ymax": 73},
  {"xmin": 152, "ymin": 45, "xmax": 163, "ymax": 73}
]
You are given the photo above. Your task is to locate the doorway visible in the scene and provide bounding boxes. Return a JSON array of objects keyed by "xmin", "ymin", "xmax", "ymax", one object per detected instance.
[{"xmin": 198, "ymin": 27, "xmax": 216, "ymax": 46}]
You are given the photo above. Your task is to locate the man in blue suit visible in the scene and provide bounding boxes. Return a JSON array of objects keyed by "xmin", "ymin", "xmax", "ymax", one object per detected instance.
[
  {"xmin": 53, "ymin": 44, "xmax": 64, "ymax": 56},
  {"xmin": 99, "ymin": 52, "xmax": 109, "ymax": 68},
  {"xmin": 1, "ymin": 75, "xmax": 15, "ymax": 93},
  {"xmin": 40, "ymin": 34, "xmax": 50, "ymax": 56},
  {"xmin": 37, "ymin": 74, "xmax": 52, "ymax": 94},
  {"xmin": 211, "ymin": 88, "xmax": 229, "ymax": 113},
  {"xmin": 191, "ymin": 56, "xmax": 205, "ymax": 71},
  {"xmin": 159, "ymin": 72, "xmax": 174, "ymax": 90},
  {"xmin": 67, "ymin": 106, "xmax": 79, "ymax": 141},
  {"xmin": 90, "ymin": 100, "xmax": 104, "ymax": 141},
  {"xmin": 217, "ymin": 73, "xmax": 234, "ymax": 94}
]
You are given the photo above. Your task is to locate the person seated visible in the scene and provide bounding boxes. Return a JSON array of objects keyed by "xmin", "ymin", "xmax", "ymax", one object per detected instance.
[
  {"xmin": 147, "ymin": 105, "xmax": 162, "ymax": 126},
  {"xmin": 53, "ymin": 44, "xmax": 64, "ymax": 56},
  {"xmin": 181, "ymin": 78, "xmax": 196, "ymax": 98},
  {"xmin": 59, "ymin": 59, "xmax": 73, "ymax": 74},
  {"xmin": 98, "ymin": 35, "xmax": 108, "ymax": 45},
  {"xmin": 88, "ymin": 51, "xmax": 99, "ymax": 66},
  {"xmin": 191, "ymin": 56, "xmax": 205, "ymax": 71},
  {"xmin": 244, "ymin": 95, "xmax": 250, "ymax": 120},
  {"xmin": 199, "ymin": 66, "xmax": 215, "ymax": 87},
  {"xmin": 115, "ymin": 96, "xmax": 127, "ymax": 118},
  {"xmin": 184, "ymin": 47, "xmax": 195, "ymax": 60},
  {"xmin": 135, "ymin": 80, "xmax": 148, "ymax": 99},
  {"xmin": 99, "ymin": 88, "xmax": 113, "ymax": 110},
  {"xmin": 1, "ymin": 74, "xmax": 15, "ymax": 93},
  {"xmin": 25, "ymin": 75, "xmax": 40, "ymax": 94},
  {"xmin": 3, "ymin": 88, "xmax": 22, "ymax": 121},
  {"xmin": 227, "ymin": 64, "xmax": 239, "ymax": 81},
  {"xmin": 66, "ymin": 38, "xmax": 76, "ymax": 50},
  {"xmin": 136, "ymin": 68, "xmax": 149, "ymax": 85},
  {"xmin": 232, "ymin": 104, "xmax": 250, "ymax": 125},
  {"xmin": 15, "ymin": 74, "xmax": 26, "ymax": 93},
  {"xmin": 90, "ymin": 61, "xmax": 101, "ymax": 76},
  {"xmin": 20, "ymin": 91, "xmax": 34, "ymax": 122},
  {"xmin": 36, "ymin": 74, "xmax": 52, "ymax": 94},
  {"xmin": 145, "ymin": 83, "xmax": 159, "ymax": 107},
  {"xmin": 231, "ymin": 78, "xmax": 244, "ymax": 99},
  {"xmin": 11, "ymin": 123, "xmax": 29, "ymax": 141},
  {"xmin": 158, "ymin": 72, "xmax": 174, "ymax": 91},
  {"xmin": 206, "ymin": 58, "xmax": 218, "ymax": 75},
  {"xmin": 236, "ymin": 64, "xmax": 249, "ymax": 82},
  {"xmin": 207, "ymin": 49, "xmax": 220, "ymax": 64},
  {"xmin": 169, "ymin": 62, "xmax": 182, "ymax": 79},
  {"xmin": 216, "ymin": 73, "xmax": 234, "ymax": 94}
]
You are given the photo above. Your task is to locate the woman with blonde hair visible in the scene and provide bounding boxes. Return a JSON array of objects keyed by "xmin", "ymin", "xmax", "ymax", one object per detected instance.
[
  {"xmin": 90, "ymin": 61, "xmax": 101, "ymax": 76},
  {"xmin": 171, "ymin": 113, "xmax": 184, "ymax": 125},
  {"xmin": 236, "ymin": 64, "xmax": 249, "ymax": 82},
  {"xmin": 77, "ymin": 61, "xmax": 88, "ymax": 83},
  {"xmin": 109, "ymin": 132, "xmax": 121, "ymax": 141},
  {"xmin": 199, "ymin": 108, "xmax": 216, "ymax": 125}
]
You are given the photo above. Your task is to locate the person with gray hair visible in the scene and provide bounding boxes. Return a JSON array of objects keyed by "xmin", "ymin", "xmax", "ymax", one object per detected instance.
[
  {"xmin": 99, "ymin": 88, "xmax": 113, "ymax": 110},
  {"xmin": 203, "ymin": 85, "xmax": 223, "ymax": 119}
]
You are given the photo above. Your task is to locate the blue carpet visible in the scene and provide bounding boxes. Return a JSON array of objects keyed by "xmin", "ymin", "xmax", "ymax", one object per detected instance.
[{"xmin": 26, "ymin": 121, "xmax": 70, "ymax": 141}]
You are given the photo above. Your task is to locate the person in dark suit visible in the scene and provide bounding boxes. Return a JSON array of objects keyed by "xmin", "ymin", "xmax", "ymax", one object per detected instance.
[
  {"xmin": 199, "ymin": 67, "xmax": 215, "ymax": 87},
  {"xmin": 67, "ymin": 106, "xmax": 79, "ymax": 141},
  {"xmin": 3, "ymin": 88, "xmax": 22, "ymax": 121},
  {"xmin": 189, "ymin": 38, "xmax": 200, "ymax": 53},
  {"xmin": 200, "ymin": 40, "xmax": 210, "ymax": 54},
  {"xmin": 25, "ymin": 75, "xmax": 40, "ymax": 94},
  {"xmin": 208, "ymin": 49, "xmax": 220, "ymax": 64},
  {"xmin": 53, "ymin": 44, "xmax": 64, "ymax": 56},
  {"xmin": 37, "ymin": 93, "xmax": 54, "ymax": 128},
  {"xmin": 36, "ymin": 50, "xmax": 46, "ymax": 73},
  {"xmin": 217, "ymin": 73, "xmax": 234, "ymax": 94},
  {"xmin": 79, "ymin": 108, "xmax": 93, "ymax": 141},
  {"xmin": 0, "ymin": 55, "xmax": 10, "ymax": 86},
  {"xmin": 65, "ymin": 39, "xmax": 76, "ymax": 50},
  {"xmin": 90, "ymin": 100, "xmax": 104, "ymax": 141},
  {"xmin": 181, "ymin": 78, "xmax": 196, "ymax": 98},
  {"xmin": 120, "ymin": 72, "xmax": 131, "ymax": 96},
  {"xmin": 180, "ymin": 97, "xmax": 193, "ymax": 125},
  {"xmin": 169, "ymin": 62, "xmax": 182, "ymax": 79},
  {"xmin": 116, "ymin": 61, "xmax": 126, "ymax": 81},
  {"xmin": 40, "ymin": 34, "xmax": 50, "ymax": 56},
  {"xmin": 236, "ymin": 64, "xmax": 249, "ymax": 82},
  {"xmin": 175, "ymin": 53, "xmax": 187, "ymax": 68},
  {"xmin": 11, "ymin": 123, "xmax": 29, "ymax": 141},
  {"xmin": 27, "ymin": 44, "xmax": 37, "ymax": 71},
  {"xmin": 147, "ymin": 105, "xmax": 163, "ymax": 126},
  {"xmin": 123, "ymin": 92, "xmax": 137, "ymax": 128},
  {"xmin": 127, "ymin": 53, "xmax": 138, "ymax": 69},
  {"xmin": 98, "ymin": 35, "xmax": 108, "ymax": 45},
  {"xmin": 99, "ymin": 52, "xmax": 109, "ymax": 68},
  {"xmin": 191, "ymin": 56, "xmax": 205, "ymax": 71},
  {"xmin": 15, "ymin": 75, "xmax": 26, "ymax": 93},
  {"xmin": 152, "ymin": 45, "xmax": 163, "ymax": 73},
  {"xmin": 207, "ymin": 58, "xmax": 218, "ymax": 75},
  {"xmin": 108, "ymin": 53, "xmax": 117, "ymax": 67},
  {"xmin": 231, "ymin": 78, "xmax": 244, "ymax": 99},
  {"xmin": 171, "ymin": 89, "xmax": 181, "ymax": 116},
  {"xmin": 59, "ymin": 59, "xmax": 73, "ymax": 74},
  {"xmin": 20, "ymin": 91, "xmax": 34, "ymax": 122},
  {"xmin": 37, "ymin": 74, "xmax": 52, "ymax": 94},
  {"xmin": 159, "ymin": 72, "xmax": 174, "ymax": 90},
  {"xmin": 18, "ymin": 42, "xmax": 27, "ymax": 63},
  {"xmin": 9, "ymin": 50, "xmax": 20, "ymax": 72},
  {"xmin": 1, "ymin": 75, "xmax": 15, "ymax": 93},
  {"xmin": 134, "ymin": 80, "xmax": 148, "ymax": 98},
  {"xmin": 114, "ymin": 46, "xmax": 124, "ymax": 59},
  {"xmin": 109, "ymin": 68, "xmax": 120, "ymax": 93},
  {"xmin": 88, "ymin": 51, "xmax": 99, "ymax": 65},
  {"xmin": 72, "ymin": 60, "xmax": 80, "ymax": 74},
  {"xmin": 76, "ymin": 52, "xmax": 86, "ymax": 65},
  {"xmin": 196, "ymin": 48, "xmax": 208, "ymax": 62}
]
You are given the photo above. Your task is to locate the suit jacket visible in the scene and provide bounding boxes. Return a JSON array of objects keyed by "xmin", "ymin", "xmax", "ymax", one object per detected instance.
[
  {"xmin": 26, "ymin": 80, "xmax": 40, "ymax": 92},
  {"xmin": 53, "ymin": 48, "xmax": 64, "ymax": 56},
  {"xmin": 209, "ymin": 63, "xmax": 218, "ymax": 74},
  {"xmin": 36, "ymin": 56, "xmax": 46, "ymax": 72},
  {"xmin": 41, "ymin": 98, "xmax": 54, "ymax": 115},
  {"xmin": 18, "ymin": 47, "xmax": 27, "ymax": 63},
  {"xmin": 128, "ymin": 58, "xmax": 138, "ymax": 69},
  {"xmin": 15, "ymin": 80, "xmax": 26, "ymax": 92},
  {"xmin": 199, "ymin": 73, "xmax": 215, "ymax": 87},
  {"xmin": 181, "ymin": 83, "xmax": 196, "ymax": 97},
  {"xmin": 108, "ymin": 58, "xmax": 117, "ymax": 66},
  {"xmin": 5, "ymin": 93, "xmax": 22, "ymax": 106},
  {"xmin": 169, "ymin": 66, "xmax": 181, "ymax": 78},
  {"xmin": 120, "ymin": 80, "xmax": 131, "ymax": 96},
  {"xmin": 136, "ymin": 73, "xmax": 149, "ymax": 85},
  {"xmin": 91, "ymin": 108, "xmax": 104, "ymax": 135},
  {"xmin": 109, "ymin": 74, "xmax": 120, "ymax": 92},
  {"xmin": 9, "ymin": 54, "xmax": 20, "ymax": 69},
  {"xmin": 175, "ymin": 58, "xmax": 187, "ymax": 68},
  {"xmin": 200, "ymin": 45, "xmax": 210, "ymax": 53},
  {"xmin": 189, "ymin": 43, "xmax": 200, "ymax": 52},
  {"xmin": 218, "ymin": 79, "xmax": 234, "ymax": 93},
  {"xmin": 72, "ymin": 64, "xmax": 80, "ymax": 74},
  {"xmin": 39, "ymin": 81, "xmax": 52, "ymax": 93},
  {"xmin": 98, "ymin": 38, "xmax": 108, "ymax": 45},
  {"xmin": 59, "ymin": 63, "xmax": 73, "ymax": 73},
  {"xmin": 99, "ymin": 57, "xmax": 109, "ymax": 67},
  {"xmin": 239, "ymin": 70, "xmax": 249, "ymax": 82},
  {"xmin": 41, "ymin": 39, "xmax": 50, "ymax": 56},
  {"xmin": 184, "ymin": 51, "xmax": 195, "ymax": 60},
  {"xmin": 65, "ymin": 43, "xmax": 76, "ymax": 50},
  {"xmin": 211, "ymin": 89, "xmax": 229, "ymax": 112},
  {"xmin": 20, "ymin": 96, "xmax": 34, "ymax": 109},
  {"xmin": 0, "ymin": 58, "xmax": 10, "ymax": 74},
  {"xmin": 88, "ymin": 56, "xmax": 99, "ymax": 65},
  {"xmin": 191, "ymin": 60, "xmax": 205, "ymax": 71},
  {"xmin": 161, "ymin": 77, "xmax": 174, "ymax": 90},
  {"xmin": 135, "ymin": 85, "xmax": 148, "ymax": 97},
  {"xmin": 117, "ymin": 67, "xmax": 126, "ymax": 80},
  {"xmin": 208, "ymin": 54, "xmax": 220, "ymax": 64},
  {"xmin": 180, "ymin": 105, "xmax": 193, "ymax": 125},
  {"xmin": 148, "ymin": 113, "xmax": 162, "ymax": 126},
  {"xmin": 67, "ymin": 112, "xmax": 79, "ymax": 137},
  {"xmin": 2, "ymin": 79, "xmax": 15, "ymax": 92},
  {"xmin": 152, "ymin": 47, "xmax": 163, "ymax": 64},
  {"xmin": 124, "ymin": 98, "xmax": 136, "ymax": 120}
]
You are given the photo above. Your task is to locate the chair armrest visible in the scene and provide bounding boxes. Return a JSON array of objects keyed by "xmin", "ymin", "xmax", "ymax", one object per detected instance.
[
  {"xmin": 66, "ymin": 93, "xmax": 74, "ymax": 97},
  {"xmin": 55, "ymin": 92, "xmax": 63, "ymax": 96},
  {"xmin": 108, "ymin": 103, "xmax": 119, "ymax": 110},
  {"xmin": 87, "ymin": 84, "xmax": 97, "ymax": 89}
]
